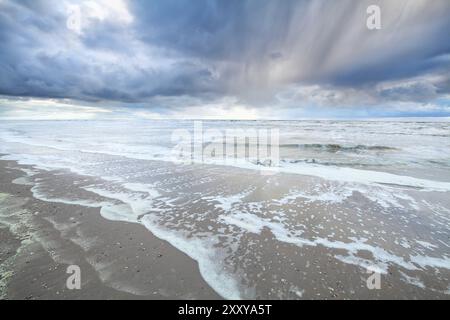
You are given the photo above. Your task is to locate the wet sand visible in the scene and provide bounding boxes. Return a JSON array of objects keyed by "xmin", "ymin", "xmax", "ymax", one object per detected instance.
[
  {"xmin": 0, "ymin": 160, "xmax": 221, "ymax": 300},
  {"xmin": 0, "ymin": 159, "xmax": 449, "ymax": 300}
]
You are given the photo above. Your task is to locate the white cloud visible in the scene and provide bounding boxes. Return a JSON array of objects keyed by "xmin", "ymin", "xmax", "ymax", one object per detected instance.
[
  {"xmin": 84, "ymin": 0, "xmax": 133, "ymax": 24},
  {"xmin": 64, "ymin": 0, "xmax": 133, "ymax": 35},
  {"xmin": 0, "ymin": 97, "xmax": 112, "ymax": 120}
]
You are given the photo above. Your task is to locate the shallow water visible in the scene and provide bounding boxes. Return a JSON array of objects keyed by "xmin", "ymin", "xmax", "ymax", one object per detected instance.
[{"xmin": 1, "ymin": 120, "xmax": 449, "ymax": 298}]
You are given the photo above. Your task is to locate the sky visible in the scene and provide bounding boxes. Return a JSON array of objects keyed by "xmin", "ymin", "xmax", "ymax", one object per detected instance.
[{"xmin": 0, "ymin": 0, "xmax": 449, "ymax": 120}]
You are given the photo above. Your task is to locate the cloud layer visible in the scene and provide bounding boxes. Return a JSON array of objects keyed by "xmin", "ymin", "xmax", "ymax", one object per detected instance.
[{"xmin": 0, "ymin": 0, "xmax": 449, "ymax": 118}]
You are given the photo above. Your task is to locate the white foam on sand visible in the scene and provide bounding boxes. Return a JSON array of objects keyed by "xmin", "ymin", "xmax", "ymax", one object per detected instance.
[
  {"xmin": 82, "ymin": 186, "xmax": 156, "ymax": 220},
  {"xmin": 416, "ymin": 241, "xmax": 438, "ymax": 250},
  {"xmin": 277, "ymin": 185, "xmax": 354, "ymax": 205},
  {"xmin": 203, "ymin": 189, "xmax": 253, "ymax": 212},
  {"xmin": 399, "ymin": 271, "xmax": 426, "ymax": 289},
  {"xmin": 277, "ymin": 182, "xmax": 422, "ymax": 210},
  {"xmin": 13, "ymin": 161, "xmax": 448, "ymax": 297},
  {"xmin": 278, "ymin": 163, "xmax": 450, "ymax": 192},
  {"xmin": 410, "ymin": 255, "xmax": 450, "ymax": 270},
  {"xmin": 218, "ymin": 210, "xmax": 450, "ymax": 274},
  {"xmin": 3, "ymin": 149, "xmax": 450, "ymax": 296},
  {"xmin": 219, "ymin": 212, "xmax": 289, "ymax": 235},
  {"xmin": 0, "ymin": 154, "xmax": 243, "ymax": 299},
  {"xmin": 123, "ymin": 183, "xmax": 161, "ymax": 198},
  {"xmin": 12, "ymin": 176, "xmax": 34, "ymax": 186},
  {"xmin": 140, "ymin": 215, "xmax": 242, "ymax": 300},
  {"xmin": 31, "ymin": 185, "xmax": 110, "ymax": 209},
  {"xmin": 9, "ymin": 175, "xmax": 243, "ymax": 299},
  {"xmin": 76, "ymin": 185, "xmax": 243, "ymax": 300}
]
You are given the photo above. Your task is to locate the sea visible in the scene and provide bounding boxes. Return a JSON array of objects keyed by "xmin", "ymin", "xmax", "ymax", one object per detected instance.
[{"xmin": 1, "ymin": 119, "xmax": 449, "ymax": 298}]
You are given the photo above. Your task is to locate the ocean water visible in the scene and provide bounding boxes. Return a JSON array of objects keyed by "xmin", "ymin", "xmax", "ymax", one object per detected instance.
[{"xmin": 1, "ymin": 119, "xmax": 450, "ymax": 298}]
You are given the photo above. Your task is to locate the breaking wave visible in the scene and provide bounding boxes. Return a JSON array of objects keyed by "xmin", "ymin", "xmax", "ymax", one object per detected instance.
[{"xmin": 281, "ymin": 143, "xmax": 398, "ymax": 153}]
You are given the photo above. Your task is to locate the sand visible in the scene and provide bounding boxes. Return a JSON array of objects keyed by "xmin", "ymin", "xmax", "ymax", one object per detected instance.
[
  {"xmin": 0, "ymin": 160, "xmax": 221, "ymax": 300},
  {"xmin": 0, "ymin": 158, "xmax": 449, "ymax": 300}
]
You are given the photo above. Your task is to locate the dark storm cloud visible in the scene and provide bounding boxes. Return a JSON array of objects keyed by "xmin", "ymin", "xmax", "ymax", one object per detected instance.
[
  {"xmin": 0, "ymin": 0, "xmax": 449, "ymax": 115},
  {"xmin": 0, "ymin": 0, "xmax": 219, "ymax": 103},
  {"xmin": 130, "ymin": 0, "xmax": 296, "ymax": 60},
  {"xmin": 131, "ymin": 0, "xmax": 450, "ymax": 88}
]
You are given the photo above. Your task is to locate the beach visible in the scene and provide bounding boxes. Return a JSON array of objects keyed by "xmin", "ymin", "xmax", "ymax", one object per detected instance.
[
  {"xmin": 1, "ymin": 0, "xmax": 450, "ymax": 303},
  {"xmin": 0, "ymin": 120, "xmax": 450, "ymax": 300},
  {"xmin": 0, "ymin": 160, "xmax": 221, "ymax": 300}
]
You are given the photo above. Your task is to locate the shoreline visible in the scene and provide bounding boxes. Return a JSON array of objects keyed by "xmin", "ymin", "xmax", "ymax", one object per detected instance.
[
  {"xmin": 0, "ymin": 159, "xmax": 222, "ymax": 300},
  {"xmin": 1, "ymin": 157, "xmax": 449, "ymax": 300}
]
